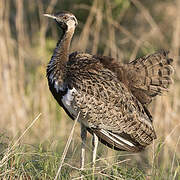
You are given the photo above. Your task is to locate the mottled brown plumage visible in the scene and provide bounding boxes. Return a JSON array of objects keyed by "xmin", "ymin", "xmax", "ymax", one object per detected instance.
[{"xmin": 44, "ymin": 11, "xmax": 173, "ymax": 162}]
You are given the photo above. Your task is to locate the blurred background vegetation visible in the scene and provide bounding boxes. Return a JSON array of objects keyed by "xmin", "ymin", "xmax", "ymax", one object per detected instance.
[{"xmin": 0, "ymin": 0, "xmax": 180, "ymax": 179}]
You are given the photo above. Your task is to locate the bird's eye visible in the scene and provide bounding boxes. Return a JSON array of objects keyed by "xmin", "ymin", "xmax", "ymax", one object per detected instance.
[{"xmin": 64, "ymin": 16, "xmax": 68, "ymax": 20}]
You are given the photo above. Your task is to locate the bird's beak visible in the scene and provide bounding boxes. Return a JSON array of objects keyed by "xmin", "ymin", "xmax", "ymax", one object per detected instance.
[{"xmin": 43, "ymin": 14, "xmax": 57, "ymax": 19}]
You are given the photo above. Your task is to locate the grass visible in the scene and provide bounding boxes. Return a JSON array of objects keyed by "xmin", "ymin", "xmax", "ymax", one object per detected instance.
[
  {"xmin": 0, "ymin": 139, "xmax": 179, "ymax": 179},
  {"xmin": 0, "ymin": 116, "xmax": 179, "ymax": 179}
]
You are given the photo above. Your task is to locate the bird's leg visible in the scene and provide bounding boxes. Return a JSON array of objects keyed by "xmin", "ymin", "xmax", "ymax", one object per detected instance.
[
  {"xmin": 80, "ymin": 123, "xmax": 87, "ymax": 170},
  {"xmin": 92, "ymin": 132, "xmax": 98, "ymax": 174}
]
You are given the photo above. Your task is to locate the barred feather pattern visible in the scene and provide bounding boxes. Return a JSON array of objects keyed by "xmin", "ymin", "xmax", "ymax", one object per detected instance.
[
  {"xmin": 124, "ymin": 50, "xmax": 174, "ymax": 105},
  {"xmin": 62, "ymin": 52, "xmax": 158, "ymax": 152}
]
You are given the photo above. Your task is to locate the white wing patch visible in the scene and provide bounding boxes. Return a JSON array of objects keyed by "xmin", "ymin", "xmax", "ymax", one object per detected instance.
[
  {"xmin": 61, "ymin": 88, "xmax": 78, "ymax": 117},
  {"xmin": 62, "ymin": 88, "xmax": 77, "ymax": 105},
  {"xmin": 100, "ymin": 129, "xmax": 135, "ymax": 147}
]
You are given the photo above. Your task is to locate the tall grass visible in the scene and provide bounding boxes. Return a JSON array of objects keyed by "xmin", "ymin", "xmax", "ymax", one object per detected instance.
[{"xmin": 0, "ymin": 0, "xmax": 180, "ymax": 179}]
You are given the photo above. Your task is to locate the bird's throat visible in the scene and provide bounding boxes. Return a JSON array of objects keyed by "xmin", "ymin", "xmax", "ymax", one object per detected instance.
[{"xmin": 47, "ymin": 27, "xmax": 75, "ymax": 85}]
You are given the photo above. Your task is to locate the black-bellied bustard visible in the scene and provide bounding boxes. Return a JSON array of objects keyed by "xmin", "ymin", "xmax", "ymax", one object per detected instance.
[{"xmin": 44, "ymin": 11, "xmax": 174, "ymax": 170}]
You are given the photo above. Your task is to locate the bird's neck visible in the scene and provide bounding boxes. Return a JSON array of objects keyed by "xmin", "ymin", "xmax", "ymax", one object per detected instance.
[
  {"xmin": 54, "ymin": 27, "xmax": 75, "ymax": 66},
  {"xmin": 47, "ymin": 27, "xmax": 75, "ymax": 84}
]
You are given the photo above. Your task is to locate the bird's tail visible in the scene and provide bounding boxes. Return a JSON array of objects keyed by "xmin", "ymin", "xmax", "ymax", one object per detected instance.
[{"xmin": 126, "ymin": 50, "xmax": 174, "ymax": 105}]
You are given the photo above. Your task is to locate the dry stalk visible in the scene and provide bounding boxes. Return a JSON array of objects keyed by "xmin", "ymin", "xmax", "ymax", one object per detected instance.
[{"xmin": 54, "ymin": 112, "xmax": 80, "ymax": 180}]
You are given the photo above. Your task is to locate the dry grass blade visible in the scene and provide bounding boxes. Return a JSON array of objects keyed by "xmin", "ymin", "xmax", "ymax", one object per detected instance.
[
  {"xmin": 162, "ymin": 123, "xmax": 180, "ymax": 147},
  {"xmin": 54, "ymin": 112, "xmax": 80, "ymax": 180},
  {"xmin": 72, "ymin": 159, "xmax": 130, "ymax": 180},
  {"xmin": 99, "ymin": 172, "xmax": 123, "ymax": 180},
  {"xmin": 0, "ymin": 113, "xmax": 41, "ymax": 168},
  {"xmin": 12, "ymin": 113, "xmax": 42, "ymax": 148},
  {"xmin": 170, "ymin": 135, "xmax": 180, "ymax": 178}
]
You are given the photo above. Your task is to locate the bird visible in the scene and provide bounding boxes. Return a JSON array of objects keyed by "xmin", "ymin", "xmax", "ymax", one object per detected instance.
[{"xmin": 44, "ymin": 11, "xmax": 174, "ymax": 169}]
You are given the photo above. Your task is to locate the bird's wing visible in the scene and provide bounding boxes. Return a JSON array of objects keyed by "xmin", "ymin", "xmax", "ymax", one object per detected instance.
[
  {"xmin": 65, "ymin": 53, "xmax": 156, "ymax": 152},
  {"xmin": 93, "ymin": 50, "xmax": 174, "ymax": 106}
]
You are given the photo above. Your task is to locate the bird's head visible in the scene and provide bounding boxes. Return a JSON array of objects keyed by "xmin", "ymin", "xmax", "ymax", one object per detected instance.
[{"xmin": 44, "ymin": 11, "xmax": 78, "ymax": 31}]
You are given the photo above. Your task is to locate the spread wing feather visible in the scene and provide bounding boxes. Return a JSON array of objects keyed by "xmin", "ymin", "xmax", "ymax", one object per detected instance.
[
  {"xmin": 93, "ymin": 50, "xmax": 174, "ymax": 105},
  {"xmin": 124, "ymin": 50, "xmax": 174, "ymax": 105}
]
